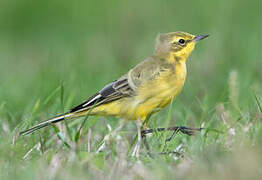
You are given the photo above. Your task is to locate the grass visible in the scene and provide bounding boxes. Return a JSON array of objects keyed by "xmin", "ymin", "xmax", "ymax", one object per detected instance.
[{"xmin": 0, "ymin": 0, "xmax": 262, "ymax": 179}]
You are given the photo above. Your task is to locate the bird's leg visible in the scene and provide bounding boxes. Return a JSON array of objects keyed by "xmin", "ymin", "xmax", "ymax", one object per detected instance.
[
  {"xmin": 141, "ymin": 116, "xmax": 153, "ymax": 157},
  {"xmin": 131, "ymin": 119, "xmax": 142, "ymax": 158},
  {"xmin": 142, "ymin": 135, "xmax": 153, "ymax": 158},
  {"xmin": 141, "ymin": 123, "xmax": 153, "ymax": 157}
]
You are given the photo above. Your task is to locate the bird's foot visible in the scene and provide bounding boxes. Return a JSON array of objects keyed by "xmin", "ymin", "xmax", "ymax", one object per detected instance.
[{"xmin": 141, "ymin": 126, "xmax": 203, "ymax": 138}]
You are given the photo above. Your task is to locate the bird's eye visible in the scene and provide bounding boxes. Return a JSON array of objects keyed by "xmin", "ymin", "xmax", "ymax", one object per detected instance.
[{"xmin": 178, "ymin": 39, "xmax": 185, "ymax": 44}]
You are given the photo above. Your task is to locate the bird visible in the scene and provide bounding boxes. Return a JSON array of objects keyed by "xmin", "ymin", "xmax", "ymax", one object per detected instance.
[{"xmin": 20, "ymin": 32, "xmax": 208, "ymax": 155}]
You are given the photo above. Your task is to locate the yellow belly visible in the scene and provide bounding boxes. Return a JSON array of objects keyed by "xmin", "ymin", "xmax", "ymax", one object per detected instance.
[{"xmin": 90, "ymin": 65, "xmax": 186, "ymax": 121}]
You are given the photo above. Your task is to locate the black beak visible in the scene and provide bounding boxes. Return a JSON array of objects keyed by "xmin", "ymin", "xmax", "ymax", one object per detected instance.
[{"xmin": 193, "ymin": 34, "xmax": 209, "ymax": 41}]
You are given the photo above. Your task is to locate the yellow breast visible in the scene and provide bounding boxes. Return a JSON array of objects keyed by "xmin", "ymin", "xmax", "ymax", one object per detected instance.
[{"xmin": 130, "ymin": 62, "xmax": 186, "ymax": 120}]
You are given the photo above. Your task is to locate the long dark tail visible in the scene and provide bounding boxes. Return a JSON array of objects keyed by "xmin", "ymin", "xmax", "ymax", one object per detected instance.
[
  {"xmin": 19, "ymin": 92, "xmax": 102, "ymax": 136},
  {"xmin": 19, "ymin": 112, "xmax": 74, "ymax": 136}
]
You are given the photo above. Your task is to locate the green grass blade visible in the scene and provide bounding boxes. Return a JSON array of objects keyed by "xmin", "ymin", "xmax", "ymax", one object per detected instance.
[
  {"xmin": 74, "ymin": 100, "xmax": 98, "ymax": 142},
  {"xmin": 253, "ymin": 92, "xmax": 262, "ymax": 113},
  {"xmin": 32, "ymin": 99, "xmax": 41, "ymax": 115},
  {"xmin": 60, "ymin": 82, "xmax": 73, "ymax": 141},
  {"xmin": 43, "ymin": 86, "xmax": 61, "ymax": 106},
  {"xmin": 60, "ymin": 82, "xmax": 65, "ymax": 113},
  {"xmin": 51, "ymin": 123, "xmax": 71, "ymax": 149}
]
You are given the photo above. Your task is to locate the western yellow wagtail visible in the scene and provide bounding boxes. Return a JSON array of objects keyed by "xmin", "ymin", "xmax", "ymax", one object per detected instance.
[{"xmin": 20, "ymin": 32, "xmax": 208, "ymax": 142}]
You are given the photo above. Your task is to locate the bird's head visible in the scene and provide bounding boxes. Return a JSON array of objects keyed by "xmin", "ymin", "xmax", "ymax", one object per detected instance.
[{"xmin": 154, "ymin": 31, "xmax": 209, "ymax": 62}]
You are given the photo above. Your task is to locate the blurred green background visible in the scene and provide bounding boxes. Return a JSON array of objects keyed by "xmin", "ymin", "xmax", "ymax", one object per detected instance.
[{"xmin": 0, "ymin": 0, "xmax": 262, "ymax": 179}]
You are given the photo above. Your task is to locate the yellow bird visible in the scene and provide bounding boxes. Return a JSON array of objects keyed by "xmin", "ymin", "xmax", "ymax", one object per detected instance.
[{"xmin": 20, "ymin": 32, "xmax": 208, "ymax": 138}]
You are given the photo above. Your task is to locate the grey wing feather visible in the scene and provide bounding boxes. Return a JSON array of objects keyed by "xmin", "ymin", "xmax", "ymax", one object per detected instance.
[{"xmin": 69, "ymin": 75, "xmax": 134, "ymax": 113}]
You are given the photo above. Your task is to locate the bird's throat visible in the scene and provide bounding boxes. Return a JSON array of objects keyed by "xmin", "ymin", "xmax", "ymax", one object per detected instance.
[{"xmin": 165, "ymin": 52, "xmax": 188, "ymax": 64}]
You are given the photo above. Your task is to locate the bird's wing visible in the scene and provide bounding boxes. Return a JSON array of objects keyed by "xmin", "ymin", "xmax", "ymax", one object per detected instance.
[
  {"xmin": 69, "ymin": 75, "xmax": 134, "ymax": 113},
  {"xmin": 69, "ymin": 57, "xmax": 171, "ymax": 113}
]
